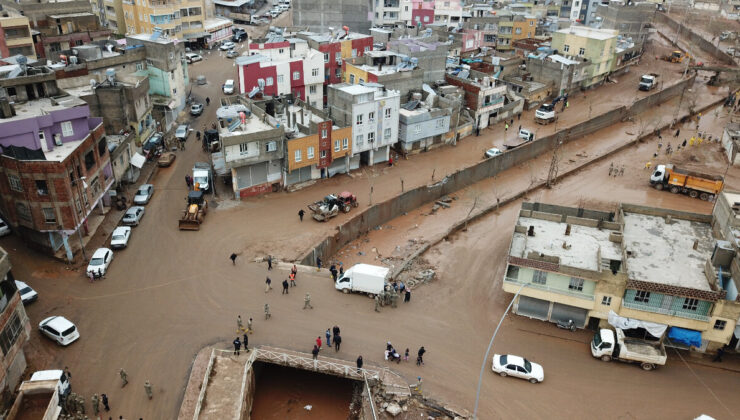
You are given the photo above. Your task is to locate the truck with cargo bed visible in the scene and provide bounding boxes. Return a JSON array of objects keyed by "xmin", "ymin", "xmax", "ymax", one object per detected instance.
[
  {"xmin": 335, "ymin": 264, "xmax": 388, "ymax": 296},
  {"xmin": 591, "ymin": 328, "xmax": 667, "ymax": 371},
  {"xmin": 6, "ymin": 370, "xmax": 71, "ymax": 420},
  {"xmin": 650, "ymin": 164, "xmax": 723, "ymax": 200}
]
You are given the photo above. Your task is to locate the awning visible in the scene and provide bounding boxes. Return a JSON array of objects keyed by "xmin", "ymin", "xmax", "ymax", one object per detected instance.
[
  {"xmin": 667, "ymin": 327, "xmax": 702, "ymax": 348},
  {"xmin": 608, "ymin": 310, "xmax": 668, "ymax": 338},
  {"xmin": 131, "ymin": 153, "xmax": 146, "ymax": 169},
  {"xmin": 184, "ymin": 32, "xmax": 211, "ymax": 40}
]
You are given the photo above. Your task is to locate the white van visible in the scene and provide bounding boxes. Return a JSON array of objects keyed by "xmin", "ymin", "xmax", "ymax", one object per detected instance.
[
  {"xmin": 223, "ymin": 79, "xmax": 235, "ymax": 95},
  {"xmin": 518, "ymin": 128, "xmax": 535, "ymax": 142}
]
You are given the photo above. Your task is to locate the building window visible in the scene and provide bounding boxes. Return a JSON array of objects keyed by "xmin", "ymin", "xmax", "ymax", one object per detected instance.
[
  {"xmin": 532, "ymin": 270, "xmax": 547, "ymax": 285},
  {"xmin": 364, "ymin": 46, "xmax": 370, "ymax": 53},
  {"xmin": 368, "ymin": 132, "xmax": 375, "ymax": 143},
  {"xmin": 294, "ymin": 149, "xmax": 302, "ymax": 162},
  {"xmin": 563, "ymin": 44, "xmax": 570, "ymax": 53},
  {"xmin": 98, "ymin": 137, "xmax": 107, "ymax": 158},
  {"xmin": 15, "ymin": 203, "xmax": 30, "ymax": 221},
  {"xmin": 356, "ymin": 114, "xmax": 363, "ymax": 125},
  {"xmin": 279, "ymin": 48, "xmax": 285, "ymax": 54},
  {"xmin": 515, "ymin": 27, "xmax": 522, "ymax": 35},
  {"xmin": 61, "ymin": 121, "xmax": 74, "ymax": 137},
  {"xmin": 310, "ymin": 85, "xmax": 317, "ymax": 94},
  {"xmin": 342, "ymin": 138, "xmax": 348, "ymax": 149},
  {"xmin": 568, "ymin": 277, "xmax": 584, "ymax": 292},
  {"xmin": 355, "ymin": 134, "xmax": 364, "ymax": 147},
  {"xmin": 320, "ymin": 150, "xmax": 327, "ymax": 158},
  {"xmin": 265, "ymin": 141, "xmax": 277, "ymax": 152},
  {"xmin": 0, "ymin": 313, "xmax": 23, "ymax": 354},
  {"xmin": 324, "ymin": 53, "xmax": 329, "ymax": 63},
  {"xmin": 84, "ymin": 150, "xmax": 96, "ymax": 171},
  {"xmin": 349, "ymin": 74, "xmax": 355, "ymax": 84},
  {"xmin": 312, "ymin": 68, "xmax": 319, "ymax": 77},
  {"xmin": 293, "ymin": 71, "xmax": 300, "ymax": 80},
  {"xmin": 266, "ymin": 77, "xmax": 274, "ymax": 86},
  {"xmin": 278, "ymin": 75, "xmax": 284, "ymax": 84},
  {"xmin": 359, "ymin": 79, "xmax": 364, "ymax": 84},
  {"xmin": 368, "ymin": 111, "xmax": 375, "ymax": 122},
  {"xmin": 384, "ymin": 128, "xmax": 391, "ymax": 139},
  {"xmin": 42, "ymin": 208, "xmax": 56, "ymax": 224},
  {"xmin": 682, "ymin": 298, "xmax": 699, "ymax": 311},
  {"xmin": 506, "ymin": 265, "xmax": 519, "ymax": 279},
  {"xmin": 436, "ymin": 119, "xmax": 445, "ymax": 128},
  {"xmin": 321, "ymin": 129, "xmax": 327, "ymax": 138},
  {"xmin": 36, "ymin": 180, "xmax": 49, "ymax": 196},
  {"xmin": 385, "ymin": 108, "xmax": 391, "ymax": 119},
  {"xmin": 8, "ymin": 175, "xmax": 23, "ymax": 192},
  {"xmin": 335, "ymin": 52, "xmax": 341, "ymax": 62},
  {"xmin": 601, "ymin": 296, "xmax": 612, "ymax": 306},
  {"xmin": 307, "ymin": 146, "xmax": 315, "ymax": 159},
  {"xmin": 714, "ymin": 320, "xmax": 727, "ymax": 330},
  {"xmin": 578, "ymin": 47, "xmax": 585, "ymax": 55},
  {"xmin": 352, "ymin": 48, "xmax": 357, "ymax": 57},
  {"xmin": 335, "ymin": 68, "xmax": 341, "ymax": 78},
  {"xmin": 414, "ymin": 125, "xmax": 422, "ymax": 134},
  {"xmin": 634, "ymin": 290, "xmax": 650, "ymax": 303},
  {"xmin": 335, "ymin": 140, "xmax": 341, "ymax": 152},
  {"xmin": 239, "ymin": 142, "xmax": 250, "ymax": 154}
]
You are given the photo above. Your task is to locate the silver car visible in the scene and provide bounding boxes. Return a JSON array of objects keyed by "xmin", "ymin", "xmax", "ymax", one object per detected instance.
[
  {"xmin": 175, "ymin": 124, "xmax": 190, "ymax": 142},
  {"xmin": 122, "ymin": 206, "xmax": 145, "ymax": 226},
  {"xmin": 133, "ymin": 184, "xmax": 154, "ymax": 205}
]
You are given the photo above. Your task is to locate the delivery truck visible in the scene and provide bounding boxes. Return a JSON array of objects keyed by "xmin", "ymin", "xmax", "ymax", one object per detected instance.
[
  {"xmin": 591, "ymin": 328, "xmax": 667, "ymax": 371},
  {"xmin": 650, "ymin": 164, "xmax": 723, "ymax": 200},
  {"xmin": 335, "ymin": 263, "xmax": 388, "ymax": 296}
]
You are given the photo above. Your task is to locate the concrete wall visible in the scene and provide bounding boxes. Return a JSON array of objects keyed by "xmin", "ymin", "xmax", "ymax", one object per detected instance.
[
  {"xmin": 299, "ymin": 75, "xmax": 697, "ymax": 266},
  {"xmin": 654, "ymin": 12, "xmax": 736, "ymax": 66}
]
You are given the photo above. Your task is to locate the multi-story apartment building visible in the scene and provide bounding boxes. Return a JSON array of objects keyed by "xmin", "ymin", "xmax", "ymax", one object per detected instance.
[
  {"xmin": 444, "ymin": 73, "xmax": 507, "ymax": 130},
  {"xmin": 596, "ymin": 2, "xmax": 656, "ymax": 47},
  {"xmin": 0, "ymin": 11, "xmax": 37, "ymax": 61},
  {"xmin": 342, "ymin": 50, "xmax": 424, "ymax": 99},
  {"xmin": 551, "ymin": 26, "xmax": 617, "ymax": 88},
  {"xmin": 503, "ymin": 202, "xmax": 740, "ymax": 354},
  {"xmin": 386, "ymin": 37, "xmax": 447, "ymax": 83},
  {"xmin": 120, "ymin": 0, "xmax": 232, "ymax": 45},
  {"xmin": 0, "ymin": 96, "xmax": 112, "ymax": 259},
  {"xmin": 328, "ymin": 83, "xmax": 400, "ymax": 167},
  {"xmin": 399, "ymin": 0, "xmax": 435, "ymax": 27},
  {"xmin": 237, "ymin": 37, "xmax": 325, "ymax": 107},
  {"xmin": 494, "ymin": 12, "xmax": 537, "ymax": 52},
  {"xmin": 0, "ymin": 248, "xmax": 31, "ymax": 397},
  {"xmin": 373, "ymin": 0, "xmax": 402, "ymax": 26},
  {"xmin": 433, "ymin": 0, "xmax": 463, "ymax": 28},
  {"xmin": 94, "ymin": 0, "xmax": 126, "ymax": 35},
  {"xmin": 398, "ymin": 102, "xmax": 450, "ymax": 154}
]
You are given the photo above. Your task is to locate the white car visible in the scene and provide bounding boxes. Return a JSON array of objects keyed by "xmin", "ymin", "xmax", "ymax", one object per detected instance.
[
  {"xmin": 0, "ymin": 218, "xmax": 10, "ymax": 237},
  {"xmin": 87, "ymin": 247, "xmax": 113, "ymax": 276},
  {"xmin": 133, "ymin": 184, "xmax": 154, "ymax": 205},
  {"xmin": 122, "ymin": 206, "xmax": 145, "ymax": 226},
  {"xmin": 110, "ymin": 226, "xmax": 131, "ymax": 249},
  {"xmin": 223, "ymin": 79, "xmax": 235, "ymax": 95},
  {"xmin": 278, "ymin": 4, "xmax": 289, "ymax": 10},
  {"xmin": 14, "ymin": 280, "xmax": 38, "ymax": 304},
  {"xmin": 39, "ymin": 316, "xmax": 79, "ymax": 346},
  {"xmin": 492, "ymin": 354, "xmax": 544, "ymax": 384},
  {"xmin": 185, "ymin": 53, "xmax": 203, "ymax": 63},
  {"xmin": 219, "ymin": 41, "xmax": 235, "ymax": 51},
  {"xmin": 485, "ymin": 148, "xmax": 503, "ymax": 158}
]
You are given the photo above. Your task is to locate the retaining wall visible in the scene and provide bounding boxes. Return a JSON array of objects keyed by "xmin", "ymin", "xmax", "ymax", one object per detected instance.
[
  {"xmin": 654, "ymin": 12, "xmax": 736, "ymax": 66},
  {"xmin": 299, "ymin": 76, "xmax": 697, "ymax": 266}
]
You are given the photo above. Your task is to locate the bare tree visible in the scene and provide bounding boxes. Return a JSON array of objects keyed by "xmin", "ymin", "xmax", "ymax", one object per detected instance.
[
  {"xmin": 491, "ymin": 175, "xmax": 507, "ymax": 213},
  {"xmin": 546, "ymin": 138, "xmax": 563, "ymax": 188},
  {"xmin": 463, "ymin": 196, "xmax": 479, "ymax": 232},
  {"xmin": 365, "ymin": 169, "xmax": 376, "ymax": 206}
]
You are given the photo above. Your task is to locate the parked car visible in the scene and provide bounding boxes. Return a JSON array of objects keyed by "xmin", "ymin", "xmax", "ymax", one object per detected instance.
[
  {"xmin": 39, "ymin": 316, "xmax": 80, "ymax": 346},
  {"xmin": 219, "ymin": 41, "xmax": 235, "ymax": 51},
  {"xmin": 14, "ymin": 280, "xmax": 38, "ymax": 304},
  {"xmin": 122, "ymin": 206, "xmax": 145, "ymax": 226},
  {"xmin": 278, "ymin": 4, "xmax": 289, "ymax": 10},
  {"xmin": 270, "ymin": 8, "xmax": 281, "ymax": 17},
  {"xmin": 185, "ymin": 53, "xmax": 203, "ymax": 63},
  {"xmin": 142, "ymin": 132, "xmax": 164, "ymax": 153},
  {"xmin": 175, "ymin": 124, "xmax": 190, "ymax": 142},
  {"xmin": 0, "ymin": 218, "xmax": 10, "ymax": 237},
  {"xmin": 110, "ymin": 226, "xmax": 132, "ymax": 249},
  {"xmin": 190, "ymin": 103, "xmax": 204, "ymax": 116},
  {"xmin": 485, "ymin": 148, "xmax": 503, "ymax": 158},
  {"xmin": 226, "ymin": 50, "xmax": 239, "ymax": 59},
  {"xmin": 232, "ymin": 30, "xmax": 247, "ymax": 42},
  {"xmin": 86, "ymin": 247, "xmax": 113, "ymax": 276},
  {"xmin": 133, "ymin": 184, "xmax": 154, "ymax": 205},
  {"xmin": 157, "ymin": 152, "xmax": 176, "ymax": 167},
  {"xmin": 223, "ymin": 79, "xmax": 235, "ymax": 95},
  {"xmin": 492, "ymin": 354, "xmax": 544, "ymax": 384}
]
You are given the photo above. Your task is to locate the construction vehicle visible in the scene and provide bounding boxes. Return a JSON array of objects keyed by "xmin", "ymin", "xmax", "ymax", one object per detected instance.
[
  {"xmin": 662, "ymin": 50, "xmax": 688, "ymax": 63},
  {"xmin": 307, "ymin": 193, "xmax": 351, "ymax": 222},
  {"xmin": 649, "ymin": 164, "xmax": 723, "ymax": 200},
  {"xmin": 534, "ymin": 95, "xmax": 566, "ymax": 125},
  {"xmin": 638, "ymin": 73, "xmax": 659, "ymax": 91},
  {"xmin": 179, "ymin": 191, "xmax": 208, "ymax": 230}
]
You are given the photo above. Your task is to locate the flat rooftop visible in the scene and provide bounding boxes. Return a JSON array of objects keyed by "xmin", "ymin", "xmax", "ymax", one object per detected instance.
[
  {"xmin": 622, "ymin": 212, "xmax": 713, "ymax": 291},
  {"xmin": 6, "ymin": 96, "xmax": 87, "ymax": 122},
  {"xmin": 510, "ymin": 217, "xmax": 622, "ymax": 272},
  {"xmin": 556, "ymin": 26, "xmax": 618, "ymax": 40}
]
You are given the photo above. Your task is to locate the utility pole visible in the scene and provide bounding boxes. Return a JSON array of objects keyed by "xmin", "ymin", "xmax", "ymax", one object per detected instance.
[{"xmin": 546, "ymin": 136, "xmax": 563, "ymax": 188}]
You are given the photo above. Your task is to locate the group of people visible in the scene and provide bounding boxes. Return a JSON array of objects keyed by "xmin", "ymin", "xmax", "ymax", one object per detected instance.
[
  {"xmin": 60, "ymin": 367, "xmax": 153, "ymax": 420},
  {"xmin": 385, "ymin": 342, "xmax": 426, "ymax": 366},
  {"xmin": 312, "ymin": 325, "xmax": 343, "ymax": 359}
]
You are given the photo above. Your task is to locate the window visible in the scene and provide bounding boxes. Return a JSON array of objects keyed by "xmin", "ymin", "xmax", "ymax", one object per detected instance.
[
  {"xmin": 563, "ymin": 44, "xmax": 570, "ymax": 53},
  {"xmin": 436, "ymin": 119, "xmax": 445, "ymax": 128},
  {"xmin": 15, "ymin": 203, "xmax": 30, "ymax": 221},
  {"xmin": 321, "ymin": 129, "xmax": 327, "ymax": 138},
  {"xmin": 335, "ymin": 68, "xmax": 341, "ymax": 78},
  {"xmin": 335, "ymin": 52, "xmax": 342, "ymax": 62},
  {"xmin": 42, "ymin": 208, "xmax": 56, "ymax": 224},
  {"xmin": 278, "ymin": 75, "xmax": 285, "ymax": 84},
  {"xmin": 239, "ymin": 142, "xmax": 250, "ymax": 154},
  {"xmin": 36, "ymin": 180, "xmax": 48, "ymax": 196},
  {"xmin": 568, "ymin": 277, "xmax": 584, "ymax": 292},
  {"xmin": 384, "ymin": 108, "xmax": 391, "ymax": 119},
  {"xmin": 515, "ymin": 27, "xmax": 522, "ymax": 35},
  {"xmin": 351, "ymin": 48, "xmax": 357, "ymax": 57},
  {"xmin": 312, "ymin": 68, "xmax": 319, "ymax": 77},
  {"xmin": 578, "ymin": 47, "xmax": 585, "ymax": 55},
  {"xmin": 265, "ymin": 141, "xmax": 277, "ymax": 152},
  {"xmin": 98, "ymin": 137, "xmax": 107, "ymax": 157},
  {"xmin": 342, "ymin": 138, "xmax": 348, "ymax": 149},
  {"xmin": 601, "ymin": 296, "xmax": 612, "ymax": 306},
  {"xmin": 61, "ymin": 121, "xmax": 74, "ymax": 137},
  {"xmin": 310, "ymin": 85, "xmax": 317, "ymax": 94},
  {"xmin": 506, "ymin": 265, "xmax": 519, "ymax": 279},
  {"xmin": 294, "ymin": 149, "xmax": 302, "ymax": 162},
  {"xmin": 384, "ymin": 128, "xmax": 391, "ymax": 139},
  {"xmin": 293, "ymin": 71, "xmax": 300, "ymax": 80},
  {"xmin": 414, "ymin": 125, "xmax": 422, "ymax": 134},
  {"xmin": 84, "ymin": 150, "xmax": 96, "ymax": 171},
  {"xmin": 359, "ymin": 79, "xmax": 364, "ymax": 84},
  {"xmin": 355, "ymin": 134, "xmax": 364, "ymax": 147},
  {"xmin": 324, "ymin": 53, "xmax": 329, "ymax": 63},
  {"xmin": 682, "ymin": 298, "xmax": 699, "ymax": 311},
  {"xmin": 307, "ymin": 146, "xmax": 315, "ymax": 159},
  {"xmin": 368, "ymin": 132, "xmax": 375, "ymax": 143},
  {"xmin": 279, "ymin": 48, "xmax": 285, "ymax": 54},
  {"xmin": 356, "ymin": 114, "xmax": 363, "ymax": 125},
  {"xmin": 335, "ymin": 140, "xmax": 341, "ymax": 152},
  {"xmin": 532, "ymin": 270, "xmax": 547, "ymax": 284},
  {"xmin": 634, "ymin": 290, "xmax": 650, "ymax": 303},
  {"xmin": 266, "ymin": 77, "xmax": 274, "ymax": 86},
  {"xmin": 714, "ymin": 320, "xmax": 727, "ymax": 330},
  {"xmin": 320, "ymin": 150, "xmax": 327, "ymax": 158},
  {"xmin": 0, "ymin": 313, "xmax": 23, "ymax": 354},
  {"xmin": 364, "ymin": 46, "xmax": 370, "ymax": 53},
  {"xmin": 349, "ymin": 74, "xmax": 355, "ymax": 84},
  {"xmin": 8, "ymin": 175, "xmax": 22, "ymax": 192},
  {"xmin": 368, "ymin": 111, "xmax": 375, "ymax": 122}
]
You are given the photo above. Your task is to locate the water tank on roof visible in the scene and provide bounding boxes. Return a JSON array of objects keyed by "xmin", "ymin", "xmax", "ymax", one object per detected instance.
[
  {"xmin": 69, "ymin": 55, "xmax": 78, "ymax": 65},
  {"xmin": 712, "ymin": 241, "xmax": 735, "ymax": 269},
  {"xmin": 72, "ymin": 44, "xmax": 103, "ymax": 61},
  {"xmin": 106, "ymin": 68, "xmax": 116, "ymax": 84}
]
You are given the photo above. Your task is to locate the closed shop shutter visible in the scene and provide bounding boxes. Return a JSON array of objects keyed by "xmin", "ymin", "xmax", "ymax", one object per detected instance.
[
  {"xmin": 515, "ymin": 296, "xmax": 550, "ymax": 321},
  {"xmin": 550, "ymin": 303, "xmax": 588, "ymax": 328}
]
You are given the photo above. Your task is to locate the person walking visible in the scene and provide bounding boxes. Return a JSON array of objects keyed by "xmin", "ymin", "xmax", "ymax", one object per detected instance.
[
  {"xmin": 233, "ymin": 337, "xmax": 241, "ymax": 355},
  {"xmin": 289, "ymin": 272, "xmax": 296, "ymax": 287},
  {"xmin": 404, "ymin": 289, "xmax": 411, "ymax": 302},
  {"xmin": 504, "ymin": 122, "xmax": 509, "ymax": 132},
  {"xmin": 91, "ymin": 394, "xmax": 100, "ymax": 416},
  {"xmin": 675, "ymin": 128, "xmax": 680, "ymax": 137},
  {"xmin": 237, "ymin": 315, "xmax": 244, "ymax": 333},
  {"xmin": 356, "ymin": 355, "xmax": 363, "ymax": 374},
  {"xmin": 119, "ymin": 368, "xmax": 128, "ymax": 387},
  {"xmin": 264, "ymin": 303, "xmax": 271, "ymax": 319},
  {"xmin": 144, "ymin": 381, "xmax": 153, "ymax": 400},
  {"xmin": 316, "ymin": 257, "xmax": 322, "ymax": 271},
  {"xmin": 230, "ymin": 253, "xmax": 238, "ymax": 265},
  {"xmin": 339, "ymin": 265, "xmax": 344, "ymax": 276},
  {"xmin": 316, "ymin": 336, "xmax": 322, "ymax": 349},
  {"xmin": 404, "ymin": 348, "xmax": 410, "ymax": 362},
  {"xmin": 374, "ymin": 295, "xmax": 381, "ymax": 312},
  {"xmin": 267, "ymin": 255, "xmax": 273, "ymax": 271},
  {"xmin": 243, "ymin": 333, "xmax": 249, "ymax": 352},
  {"xmin": 334, "ymin": 333, "xmax": 342, "ymax": 352},
  {"xmin": 265, "ymin": 277, "xmax": 272, "ymax": 293},
  {"xmin": 416, "ymin": 346, "xmax": 426, "ymax": 366},
  {"xmin": 332, "ymin": 325, "xmax": 340, "ymax": 342},
  {"xmin": 206, "ymin": 97, "xmax": 211, "ymax": 106},
  {"xmin": 303, "ymin": 293, "xmax": 313, "ymax": 309},
  {"xmin": 247, "ymin": 317, "xmax": 253, "ymax": 334},
  {"xmin": 325, "ymin": 328, "xmax": 332, "ymax": 346},
  {"xmin": 282, "ymin": 279, "xmax": 289, "ymax": 294},
  {"xmin": 298, "ymin": 209, "xmax": 305, "ymax": 221},
  {"xmin": 101, "ymin": 394, "xmax": 110, "ymax": 412},
  {"xmin": 312, "ymin": 345, "xmax": 320, "ymax": 360},
  {"xmin": 713, "ymin": 346, "xmax": 726, "ymax": 362}
]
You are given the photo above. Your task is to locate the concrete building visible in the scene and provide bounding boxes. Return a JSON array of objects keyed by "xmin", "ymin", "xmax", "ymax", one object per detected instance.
[
  {"xmin": 433, "ymin": 0, "xmax": 463, "ymax": 28},
  {"xmin": 386, "ymin": 36, "xmax": 448, "ymax": 83},
  {"xmin": 550, "ymin": 26, "xmax": 618, "ymax": 88},
  {"xmin": 214, "ymin": 0, "xmax": 254, "ymax": 23},
  {"xmin": 373, "ymin": 0, "xmax": 402, "ymax": 26},
  {"xmin": 596, "ymin": 2, "xmax": 655, "ymax": 47},
  {"xmin": 127, "ymin": 32, "xmax": 188, "ymax": 131},
  {"xmin": 293, "ymin": 0, "xmax": 371, "ymax": 34},
  {"xmin": 721, "ymin": 122, "xmax": 740, "ymax": 166},
  {"xmin": 93, "ymin": 0, "xmax": 126, "ymax": 35},
  {"xmin": 216, "ymin": 100, "xmax": 285, "ymax": 198},
  {"xmin": 397, "ymin": 100, "xmax": 450, "ymax": 153},
  {"xmin": 0, "ymin": 96, "xmax": 113, "ymax": 259},
  {"xmin": 328, "ymin": 83, "xmax": 400, "ymax": 167},
  {"xmin": 524, "ymin": 53, "xmax": 588, "ymax": 97},
  {"xmin": 0, "ymin": 248, "xmax": 31, "ymax": 398},
  {"xmin": 342, "ymin": 50, "xmax": 424, "ymax": 99},
  {"xmin": 444, "ymin": 72, "xmax": 507, "ymax": 130},
  {"xmin": 0, "ymin": 11, "xmax": 37, "ymax": 61},
  {"xmin": 503, "ymin": 202, "xmax": 740, "ymax": 353}
]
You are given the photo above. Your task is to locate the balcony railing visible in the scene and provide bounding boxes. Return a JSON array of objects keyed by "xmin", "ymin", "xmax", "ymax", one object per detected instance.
[
  {"xmin": 621, "ymin": 301, "xmax": 711, "ymax": 322},
  {"xmin": 504, "ymin": 277, "xmax": 594, "ymax": 301}
]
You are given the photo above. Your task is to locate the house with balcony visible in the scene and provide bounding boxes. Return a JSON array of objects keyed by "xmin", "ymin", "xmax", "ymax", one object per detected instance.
[
  {"xmin": 0, "ymin": 11, "xmax": 37, "ymax": 62},
  {"xmin": 0, "ymin": 248, "xmax": 31, "ymax": 398},
  {"xmin": 444, "ymin": 72, "xmax": 508, "ymax": 130},
  {"xmin": 373, "ymin": 0, "xmax": 402, "ymax": 26},
  {"xmin": 550, "ymin": 26, "xmax": 618, "ymax": 89},
  {"xmin": 397, "ymin": 100, "xmax": 450, "ymax": 154},
  {"xmin": 342, "ymin": 50, "xmax": 424, "ymax": 99}
]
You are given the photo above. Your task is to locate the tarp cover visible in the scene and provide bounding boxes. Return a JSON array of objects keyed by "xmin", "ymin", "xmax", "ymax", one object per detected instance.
[
  {"xmin": 608, "ymin": 310, "xmax": 668, "ymax": 338},
  {"xmin": 131, "ymin": 153, "xmax": 146, "ymax": 169},
  {"xmin": 667, "ymin": 327, "xmax": 702, "ymax": 347}
]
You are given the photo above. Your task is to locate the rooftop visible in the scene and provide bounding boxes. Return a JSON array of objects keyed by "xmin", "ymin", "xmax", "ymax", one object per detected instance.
[
  {"xmin": 47, "ymin": 12, "xmax": 95, "ymax": 18},
  {"xmin": 5, "ymin": 96, "xmax": 87, "ymax": 122},
  {"xmin": 510, "ymin": 216, "xmax": 622, "ymax": 272},
  {"xmin": 622, "ymin": 212, "xmax": 714, "ymax": 291},
  {"xmin": 204, "ymin": 17, "xmax": 233, "ymax": 30},
  {"xmin": 128, "ymin": 32, "xmax": 181, "ymax": 45},
  {"xmin": 216, "ymin": 105, "xmax": 273, "ymax": 136},
  {"xmin": 556, "ymin": 26, "xmax": 619, "ymax": 40}
]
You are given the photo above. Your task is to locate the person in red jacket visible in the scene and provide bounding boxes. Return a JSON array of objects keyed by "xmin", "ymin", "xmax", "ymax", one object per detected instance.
[{"xmin": 316, "ymin": 336, "xmax": 322, "ymax": 349}]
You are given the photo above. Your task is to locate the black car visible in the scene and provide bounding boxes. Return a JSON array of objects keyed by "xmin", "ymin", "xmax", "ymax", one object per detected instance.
[
  {"xmin": 232, "ymin": 32, "xmax": 247, "ymax": 42},
  {"xmin": 142, "ymin": 133, "xmax": 164, "ymax": 152}
]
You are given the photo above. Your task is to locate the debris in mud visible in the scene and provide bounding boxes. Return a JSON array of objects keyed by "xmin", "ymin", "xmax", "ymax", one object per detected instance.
[
  {"xmin": 435, "ymin": 201, "xmax": 451, "ymax": 208},
  {"xmin": 415, "ymin": 269, "xmax": 436, "ymax": 283},
  {"xmin": 386, "ymin": 402, "xmax": 402, "ymax": 416},
  {"xmin": 358, "ymin": 251, "xmax": 365, "ymax": 256}
]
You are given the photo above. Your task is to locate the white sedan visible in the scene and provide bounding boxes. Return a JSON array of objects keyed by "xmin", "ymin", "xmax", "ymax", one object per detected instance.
[
  {"xmin": 15, "ymin": 280, "xmax": 38, "ymax": 304},
  {"xmin": 219, "ymin": 41, "xmax": 235, "ymax": 51},
  {"xmin": 87, "ymin": 247, "xmax": 113, "ymax": 276},
  {"xmin": 110, "ymin": 226, "xmax": 131, "ymax": 249},
  {"xmin": 485, "ymin": 148, "xmax": 503, "ymax": 158},
  {"xmin": 492, "ymin": 354, "xmax": 544, "ymax": 384},
  {"xmin": 39, "ymin": 316, "xmax": 80, "ymax": 346}
]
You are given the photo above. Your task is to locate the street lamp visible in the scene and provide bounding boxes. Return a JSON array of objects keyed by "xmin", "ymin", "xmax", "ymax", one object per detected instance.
[{"xmin": 473, "ymin": 282, "xmax": 528, "ymax": 419}]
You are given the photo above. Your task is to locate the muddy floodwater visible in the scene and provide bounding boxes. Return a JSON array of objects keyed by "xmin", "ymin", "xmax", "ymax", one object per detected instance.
[{"xmin": 249, "ymin": 363, "xmax": 355, "ymax": 419}]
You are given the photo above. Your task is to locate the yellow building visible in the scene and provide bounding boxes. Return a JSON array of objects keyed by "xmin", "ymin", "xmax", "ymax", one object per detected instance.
[
  {"xmin": 551, "ymin": 26, "xmax": 618, "ymax": 88},
  {"xmin": 511, "ymin": 15, "xmax": 537, "ymax": 42},
  {"xmin": 0, "ymin": 13, "xmax": 37, "ymax": 61},
  {"xmin": 119, "ymin": 0, "xmax": 231, "ymax": 44}
]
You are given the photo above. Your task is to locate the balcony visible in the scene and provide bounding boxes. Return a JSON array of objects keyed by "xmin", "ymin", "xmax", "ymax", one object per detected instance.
[
  {"xmin": 621, "ymin": 301, "xmax": 711, "ymax": 322},
  {"xmin": 504, "ymin": 277, "xmax": 594, "ymax": 301}
]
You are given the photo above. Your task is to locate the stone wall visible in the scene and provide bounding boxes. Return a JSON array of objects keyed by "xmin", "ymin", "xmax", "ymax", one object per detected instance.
[{"xmin": 654, "ymin": 12, "xmax": 736, "ymax": 66}]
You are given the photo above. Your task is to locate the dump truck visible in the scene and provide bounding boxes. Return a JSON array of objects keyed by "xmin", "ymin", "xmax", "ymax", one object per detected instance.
[
  {"xmin": 591, "ymin": 328, "xmax": 667, "ymax": 371},
  {"xmin": 650, "ymin": 164, "xmax": 723, "ymax": 200},
  {"xmin": 179, "ymin": 191, "xmax": 208, "ymax": 230},
  {"xmin": 307, "ymin": 192, "xmax": 357, "ymax": 221},
  {"xmin": 6, "ymin": 370, "xmax": 71, "ymax": 420},
  {"xmin": 639, "ymin": 73, "xmax": 659, "ymax": 91},
  {"xmin": 335, "ymin": 263, "xmax": 388, "ymax": 296}
]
